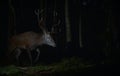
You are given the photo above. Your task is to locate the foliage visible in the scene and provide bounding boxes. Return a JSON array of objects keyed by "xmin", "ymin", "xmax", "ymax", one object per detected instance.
[
  {"xmin": 0, "ymin": 65, "xmax": 19, "ymax": 75},
  {"xmin": 51, "ymin": 56, "xmax": 95, "ymax": 72},
  {"xmin": 0, "ymin": 56, "xmax": 96, "ymax": 75}
]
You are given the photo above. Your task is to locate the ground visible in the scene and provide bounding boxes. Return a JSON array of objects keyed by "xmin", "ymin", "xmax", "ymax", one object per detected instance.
[{"xmin": 0, "ymin": 56, "xmax": 117, "ymax": 76}]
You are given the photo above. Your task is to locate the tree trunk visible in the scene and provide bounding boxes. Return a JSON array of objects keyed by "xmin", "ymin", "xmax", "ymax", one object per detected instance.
[
  {"xmin": 69, "ymin": 0, "xmax": 80, "ymax": 48},
  {"xmin": 65, "ymin": 0, "xmax": 71, "ymax": 42}
]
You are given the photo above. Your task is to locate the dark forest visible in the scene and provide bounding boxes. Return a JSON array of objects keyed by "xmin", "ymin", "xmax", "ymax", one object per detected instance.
[{"xmin": 0, "ymin": 0, "xmax": 120, "ymax": 75}]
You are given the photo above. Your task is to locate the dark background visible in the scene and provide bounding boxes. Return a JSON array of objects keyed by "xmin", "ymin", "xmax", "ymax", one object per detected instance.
[{"xmin": 0, "ymin": 0, "xmax": 120, "ymax": 66}]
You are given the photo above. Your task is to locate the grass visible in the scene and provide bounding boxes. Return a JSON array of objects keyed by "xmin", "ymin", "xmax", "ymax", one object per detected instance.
[
  {"xmin": 0, "ymin": 56, "xmax": 104, "ymax": 76},
  {"xmin": 0, "ymin": 65, "xmax": 19, "ymax": 75}
]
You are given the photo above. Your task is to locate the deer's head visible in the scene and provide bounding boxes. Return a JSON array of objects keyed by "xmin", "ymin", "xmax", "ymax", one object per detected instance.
[{"xmin": 34, "ymin": 9, "xmax": 57, "ymax": 47}]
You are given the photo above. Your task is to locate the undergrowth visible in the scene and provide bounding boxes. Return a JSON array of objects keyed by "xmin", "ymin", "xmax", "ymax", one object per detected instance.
[{"xmin": 0, "ymin": 56, "xmax": 103, "ymax": 75}]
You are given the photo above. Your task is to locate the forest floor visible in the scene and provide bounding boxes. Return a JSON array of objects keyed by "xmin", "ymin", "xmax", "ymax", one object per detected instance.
[{"xmin": 0, "ymin": 56, "xmax": 118, "ymax": 76}]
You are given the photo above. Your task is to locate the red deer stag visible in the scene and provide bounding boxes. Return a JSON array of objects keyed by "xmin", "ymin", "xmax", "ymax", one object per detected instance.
[{"xmin": 8, "ymin": 9, "xmax": 56, "ymax": 66}]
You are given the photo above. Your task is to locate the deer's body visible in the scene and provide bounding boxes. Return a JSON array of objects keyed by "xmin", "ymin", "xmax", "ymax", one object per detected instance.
[
  {"xmin": 9, "ymin": 31, "xmax": 43, "ymax": 52},
  {"xmin": 8, "ymin": 29, "xmax": 56, "ymax": 66},
  {"xmin": 8, "ymin": 9, "xmax": 58, "ymax": 66}
]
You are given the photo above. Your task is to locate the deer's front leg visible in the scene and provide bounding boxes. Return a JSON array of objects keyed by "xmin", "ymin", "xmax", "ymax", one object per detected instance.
[
  {"xmin": 15, "ymin": 48, "xmax": 21, "ymax": 66},
  {"xmin": 34, "ymin": 48, "xmax": 40, "ymax": 63}
]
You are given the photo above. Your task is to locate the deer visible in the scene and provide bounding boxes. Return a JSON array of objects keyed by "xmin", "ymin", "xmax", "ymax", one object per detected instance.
[{"xmin": 7, "ymin": 9, "xmax": 56, "ymax": 66}]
